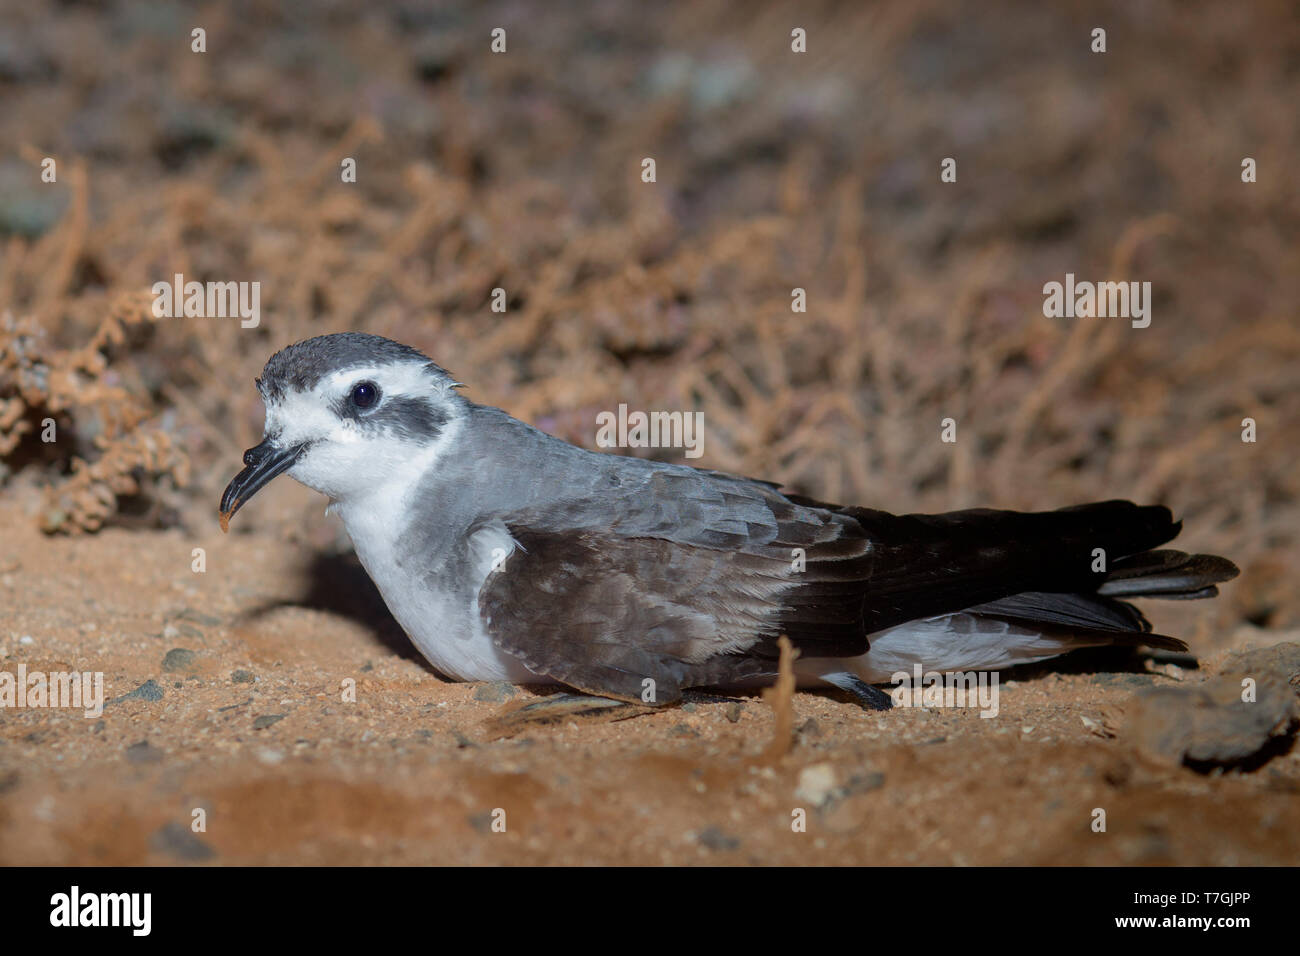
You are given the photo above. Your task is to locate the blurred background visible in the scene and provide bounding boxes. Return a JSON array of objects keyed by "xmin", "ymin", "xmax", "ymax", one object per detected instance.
[{"xmin": 1, "ymin": 0, "xmax": 1297, "ymax": 644}]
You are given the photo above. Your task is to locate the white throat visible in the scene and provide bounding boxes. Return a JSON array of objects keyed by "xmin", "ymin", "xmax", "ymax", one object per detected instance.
[{"xmin": 327, "ymin": 414, "xmax": 464, "ymax": 548}]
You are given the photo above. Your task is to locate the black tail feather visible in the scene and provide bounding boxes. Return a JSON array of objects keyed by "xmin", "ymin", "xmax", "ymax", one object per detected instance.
[
  {"xmin": 1098, "ymin": 550, "xmax": 1239, "ymax": 598},
  {"xmin": 959, "ymin": 533, "xmax": 1236, "ymax": 653}
]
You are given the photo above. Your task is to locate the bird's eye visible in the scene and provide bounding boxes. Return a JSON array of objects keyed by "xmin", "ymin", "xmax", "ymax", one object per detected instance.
[{"xmin": 350, "ymin": 381, "xmax": 380, "ymax": 409}]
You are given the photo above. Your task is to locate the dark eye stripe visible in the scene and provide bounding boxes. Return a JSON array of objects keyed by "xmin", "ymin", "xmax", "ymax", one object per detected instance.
[{"xmin": 331, "ymin": 391, "xmax": 448, "ymax": 441}]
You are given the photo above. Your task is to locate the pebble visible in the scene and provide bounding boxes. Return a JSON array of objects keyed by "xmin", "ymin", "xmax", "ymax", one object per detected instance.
[
  {"xmin": 473, "ymin": 681, "xmax": 517, "ymax": 703},
  {"xmin": 176, "ymin": 608, "xmax": 222, "ymax": 627},
  {"xmin": 149, "ymin": 822, "xmax": 215, "ymax": 862},
  {"xmin": 795, "ymin": 763, "xmax": 838, "ymax": 808},
  {"xmin": 162, "ymin": 648, "xmax": 197, "ymax": 672},
  {"xmin": 253, "ymin": 714, "xmax": 286, "ymax": 730},
  {"xmin": 125, "ymin": 740, "xmax": 163, "ymax": 764},
  {"xmin": 695, "ymin": 826, "xmax": 741, "ymax": 851},
  {"xmin": 231, "ymin": 670, "xmax": 254, "ymax": 684},
  {"xmin": 116, "ymin": 679, "xmax": 165, "ymax": 703}
]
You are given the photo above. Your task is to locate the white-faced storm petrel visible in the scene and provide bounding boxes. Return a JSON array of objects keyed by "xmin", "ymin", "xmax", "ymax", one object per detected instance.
[{"xmin": 220, "ymin": 333, "xmax": 1238, "ymax": 710}]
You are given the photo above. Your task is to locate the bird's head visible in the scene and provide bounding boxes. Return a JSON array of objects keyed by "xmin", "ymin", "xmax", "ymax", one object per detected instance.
[{"xmin": 219, "ymin": 332, "xmax": 464, "ymax": 530}]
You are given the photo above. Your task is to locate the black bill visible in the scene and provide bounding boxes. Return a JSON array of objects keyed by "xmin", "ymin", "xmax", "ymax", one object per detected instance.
[{"xmin": 219, "ymin": 439, "xmax": 303, "ymax": 531}]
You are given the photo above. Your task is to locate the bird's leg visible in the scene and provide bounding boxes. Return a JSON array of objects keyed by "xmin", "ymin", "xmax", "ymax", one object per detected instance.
[{"xmin": 483, "ymin": 691, "xmax": 656, "ymax": 738}]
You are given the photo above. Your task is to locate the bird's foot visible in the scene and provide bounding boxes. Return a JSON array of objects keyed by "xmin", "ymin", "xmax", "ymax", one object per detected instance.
[
  {"xmin": 820, "ymin": 672, "xmax": 894, "ymax": 711},
  {"xmin": 483, "ymin": 691, "xmax": 655, "ymax": 738}
]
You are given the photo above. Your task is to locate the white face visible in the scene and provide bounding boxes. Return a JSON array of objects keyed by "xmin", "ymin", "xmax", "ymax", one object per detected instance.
[{"xmin": 262, "ymin": 361, "xmax": 462, "ymax": 503}]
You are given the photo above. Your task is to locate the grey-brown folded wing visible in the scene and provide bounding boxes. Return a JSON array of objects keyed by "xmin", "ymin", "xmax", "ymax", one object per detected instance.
[
  {"xmin": 477, "ymin": 529, "xmax": 782, "ymax": 702},
  {"xmin": 476, "ymin": 467, "xmax": 876, "ymax": 703}
]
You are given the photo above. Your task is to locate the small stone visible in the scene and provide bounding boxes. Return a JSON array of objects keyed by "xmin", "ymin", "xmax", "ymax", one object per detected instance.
[
  {"xmin": 696, "ymin": 826, "xmax": 741, "ymax": 851},
  {"xmin": 19, "ymin": 635, "xmax": 33, "ymax": 645},
  {"xmin": 162, "ymin": 648, "xmax": 197, "ymax": 672},
  {"xmin": 253, "ymin": 714, "xmax": 286, "ymax": 730},
  {"xmin": 231, "ymin": 670, "xmax": 254, "ymax": 684},
  {"xmin": 724, "ymin": 702, "xmax": 745, "ymax": 723},
  {"xmin": 125, "ymin": 740, "xmax": 163, "ymax": 764},
  {"xmin": 797, "ymin": 717, "xmax": 822, "ymax": 739},
  {"xmin": 473, "ymin": 681, "xmax": 518, "ymax": 703},
  {"xmin": 150, "ymin": 822, "xmax": 215, "ymax": 861},
  {"xmin": 843, "ymin": 771, "xmax": 886, "ymax": 795},
  {"xmin": 116, "ymin": 680, "xmax": 164, "ymax": 703},
  {"xmin": 1080, "ymin": 715, "xmax": 1108, "ymax": 736},
  {"xmin": 176, "ymin": 608, "xmax": 222, "ymax": 627},
  {"xmin": 795, "ymin": 762, "xmax": 838, "ymax": 808}
]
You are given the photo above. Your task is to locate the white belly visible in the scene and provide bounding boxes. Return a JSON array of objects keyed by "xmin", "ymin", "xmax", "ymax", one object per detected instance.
[{"xmin": 336, "ymin": 501, "xmax": 539, "ymax": 683}]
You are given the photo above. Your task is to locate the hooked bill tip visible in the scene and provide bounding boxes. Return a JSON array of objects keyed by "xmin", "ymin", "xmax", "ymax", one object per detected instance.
[{"xmin": 219, "ymin": 509, "xmax": 233, "ymax": 534}]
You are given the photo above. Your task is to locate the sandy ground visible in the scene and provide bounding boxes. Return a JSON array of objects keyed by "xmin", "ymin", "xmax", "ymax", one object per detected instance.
[{"xmin": 2, "ymin": 490, "xmax": 1296, "ymax": 866}]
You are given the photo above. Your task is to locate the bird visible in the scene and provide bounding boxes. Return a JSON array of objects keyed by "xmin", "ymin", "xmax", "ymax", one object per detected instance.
[{"xmin": 220, "ymin": 332, "xmax": 1239, "ymax": 710}]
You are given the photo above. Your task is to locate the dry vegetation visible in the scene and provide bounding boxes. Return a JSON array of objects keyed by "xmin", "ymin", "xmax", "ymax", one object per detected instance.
[{"xmin": 0, "ymin": 0, "xmax": 1297, "ymax": 865}]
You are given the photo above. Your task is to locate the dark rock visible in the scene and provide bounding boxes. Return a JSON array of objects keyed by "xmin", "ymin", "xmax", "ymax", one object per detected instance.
[
  {"xmin": 162, "ymin": 648, "xmax": 196, "ymax": 672},
  {"xmin": 1123, "ymin": 675, "xmax": 1298, "ymax": 769},
  {"xmin": 176, "ymin": 609, "xmax": 222, "ymax": 627},
  {"xmin": 150, "ymin": 822, "xmax": 216, "ymax": 862},
  {"xmin": 1219, "ymin": 642, "xmax": 1300, "ymax": 695},
  {"xmin": 116, "ymin": 680, "xmax": 164, "ymax": 703},
  {"xmin": 125, "ymin": 740, "xmax": 163, "ymax": 764},
  {"xmin": 697, "ymin": 826, "xmax": 741, "ymax": 851},
  {"xmin": 843, "ymin": 771, "xmax": 886, "ymax": 795}
]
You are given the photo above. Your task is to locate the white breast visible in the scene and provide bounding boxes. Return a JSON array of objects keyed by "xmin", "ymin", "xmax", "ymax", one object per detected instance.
[{"xmin": 332, "ymin": 469, "xmax": 540, "ymax": 684}]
